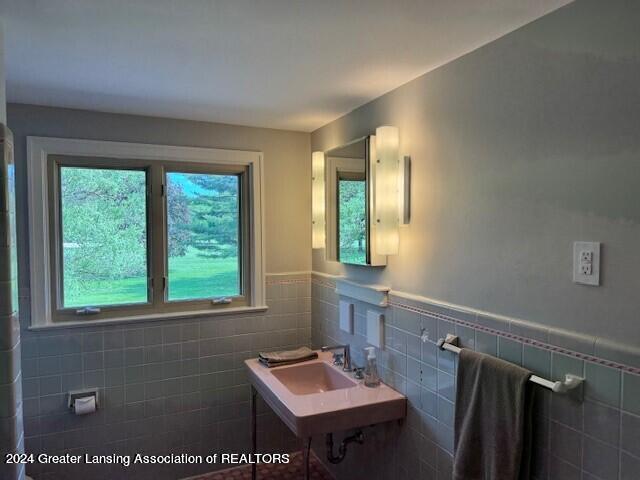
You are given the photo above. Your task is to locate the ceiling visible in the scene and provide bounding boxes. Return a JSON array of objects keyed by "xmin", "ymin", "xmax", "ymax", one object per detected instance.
[{"xmin": 0, "ymin": 0, "xmax": 572, "ymax": 132}]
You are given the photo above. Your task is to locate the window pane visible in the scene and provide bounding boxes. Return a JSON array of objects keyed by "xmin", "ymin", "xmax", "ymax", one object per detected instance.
[
  {"xmin": 60, "ymin": 167, "xmax": 148, "ymax": 308},
  {"xmin": 166, "ymin": 172, "xmax": 240, "ymax": 301},
  {"xmin": 338, "ymin": 178, "xmax": 367, "ymax": 265}
]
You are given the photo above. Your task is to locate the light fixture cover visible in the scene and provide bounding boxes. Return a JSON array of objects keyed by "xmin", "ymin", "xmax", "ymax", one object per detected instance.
[
  {"xmin": 374, "ymin": 126, "xmax": 400, "ymax": 255},
  {"xmin": 311, "ymin": 151, "xmax": 326, "ymax": 249}
]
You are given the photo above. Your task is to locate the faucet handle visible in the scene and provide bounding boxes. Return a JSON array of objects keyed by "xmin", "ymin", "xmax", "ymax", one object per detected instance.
[
  {"xmin": 332, "ymin": 353, "xmax": 344, "ymax": 366},
  {"xmin": 353, "ymin": 366, "xmax": 365, "ymax": 379}
]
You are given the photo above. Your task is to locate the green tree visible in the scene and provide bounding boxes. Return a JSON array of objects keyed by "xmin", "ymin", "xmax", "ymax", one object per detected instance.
[
  {"xmin": 60, "ymin": 168, "xmax": 148, "ymax": 299},
  {"xmin": 188, "ymin": 174, "xmax": 239, "ymax": 258},
  {"xmin": 338, "ymin": 179, "xmax": 366, "ymax": 264},
  {"xmin": 166, "ymin": 180, "xmax": 191, "ymax": 257}
]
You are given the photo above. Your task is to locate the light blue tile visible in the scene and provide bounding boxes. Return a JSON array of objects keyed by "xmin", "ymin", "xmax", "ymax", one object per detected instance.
[
  {"xmin": 82, "ymin": 332, "xmax": 104, "ymax": 352},
  {"xmin": 584, "ymin": 400, "xmax": 619, "ymax": 446},
  {"xmin": 389, "ymin": 328, "xmax": 408, "ymax": 354},
  {"xmin": 395, "ymin": 308, "xmax": 422, "ymax": 334},
  {"xmin": 437, "ymin": 371, "xmax": 455, "ymax": 402},
  {"xmin": 37, "ymin": 355, "xmax": 62, "ymax": 376},
  {"xmin": 550, "ymin": 393, "xmax": 583, "ymax": 431},
  {"xmin": 623, "ymin": 372, "xmax": 640, "ymax": 415},
  {"xmin": 83, "ymin": 351, "xmax": 104, "ymax": 371},
  {"xmin": 549, "ymin": 421, "xmax": 582, "ymax": 466},
  {"xmin": 407, "ymin": 357, "xmax": 421, "ymax": 384},
  {"xmin": 621, "ymin": 452, "xmax": 640, "ymax": 480},
  {"xmin": 39, "ymin": 376, "xmax": 61, "ymax": 396},
  {"xmin": 585, "ymin": 362, "xmax": 621, "ymax": 408},
  {"xmin": 583, "ymin": 436, "xmax": 619, "ymax": 480},
  {"xmin": 475, "ymin": 331, "xmax": 497, "ymax": 356},
  {"xmin": 455, "ymin": 325, "xmax": 475, "ymax": 349},
  {"xmin": 420, "ymin": 315, "xmax": 438, "ymax": 343},
  {"xmin": 124, "ymin": 347, "xmax": 144, "ymax": 366},
  {"xmin": 422, "ymin": 340, "xmax": 438, "ymax": 367},
  {"xmin": 144, "ymin": 327, "xmax": 163, "ymax": 346},
  {"xmin": 437, "ymin": 349, "xmax": 455, "ymax": 374},
  {"xmin": 407, "ymin": 334, "xmax": 421, "ymax": 360},
  {"xmin": 104, "ymin": 349, "xmax": 124, "ymax": 368},
  {"xmin": 437, "ymin": 319, "xmax": 455, "ymax": 342},
  {"xmin": 437, "ymin": 397, "xmax": 454, "ymax": 427},
  {"xmin": 420, "ymin": 387, "xmax": 437, "ymax": 417},
  {"xmin": 498, "ymin": 337, "xmax": 522, "ymax": 366},
  {"xmin": 125, "ymin": 329, "xmax": 145, "ymax": 348},
  {"xmin": 621, "ymin": 412, "xmax": 640, "ymax": 458},
  {"xmin": 406, "ymin": 380, "xmax": 421, "ymax": 409},
  {"xmin": 548, "ymin": 456, "xmax": 581, "ymax": 480},
  {"xmin": 103, "ymin": 330, "xmax": 124, "ymax": 350},
  {"xmin": 423, "ymin": 364, "xmax": 438, "ymax": 391},
  {"xmin": 551, "ymin": 353, "xmax": 583, "ymax": 382},
  {"xmin": 523, "ymin": 345, "xmax": 551, "ymax": 378}
]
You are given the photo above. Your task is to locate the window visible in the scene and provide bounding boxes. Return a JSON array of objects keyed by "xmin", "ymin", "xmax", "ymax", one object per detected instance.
[
  {"xmin": 28, "ymin": 138, "xmax": 265, "ymax": 326},
  {"xmin": 59, "ymin": 166, "xmax": 149, "ymax": 308},
  {"xmin": 166, "ymin": 171, "xmax": 242, "ymax": 301}
]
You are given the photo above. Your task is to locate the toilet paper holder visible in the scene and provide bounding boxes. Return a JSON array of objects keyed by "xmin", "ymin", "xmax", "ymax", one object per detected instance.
[{"xmin": 68, "ymin": 389, "xmax": 99, "ymax": 414}]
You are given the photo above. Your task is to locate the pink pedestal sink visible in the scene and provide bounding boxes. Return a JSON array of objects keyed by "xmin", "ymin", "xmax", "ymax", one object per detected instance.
[{"xmin": 245, "ymin": 350, "xmax": 406, "ymax": 438}]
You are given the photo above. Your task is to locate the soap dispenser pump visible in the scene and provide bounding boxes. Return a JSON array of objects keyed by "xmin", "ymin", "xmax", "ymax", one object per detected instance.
[{"xmin": 363, "ymin": 346, "xmax": 380, "ymax": 387}]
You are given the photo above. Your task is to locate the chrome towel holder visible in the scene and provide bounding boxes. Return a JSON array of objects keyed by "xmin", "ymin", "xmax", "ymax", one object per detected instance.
[{"xmin": 437, "ymin": 334, "xmax": 584, "ymax": 395}]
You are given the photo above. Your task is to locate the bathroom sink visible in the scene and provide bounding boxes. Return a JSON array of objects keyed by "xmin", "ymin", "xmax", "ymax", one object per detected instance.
[
  {"xmin": 271, "ymin": 361, "xmax": 357, "ymax": 395},
  {"xmin": 246, "ymin": 351, "xmax": 406, "ymax": 438}
]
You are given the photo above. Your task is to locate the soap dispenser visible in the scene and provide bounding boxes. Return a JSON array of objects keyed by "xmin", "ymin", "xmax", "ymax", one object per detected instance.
[{"xmin": 363, "ymin": 346, "xmax": 380, "ymax": 387}]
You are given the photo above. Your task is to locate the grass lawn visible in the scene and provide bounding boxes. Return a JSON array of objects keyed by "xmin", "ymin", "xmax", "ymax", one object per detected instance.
[{"xmin": 64, "ymin": 248, "xmax": 239, "ymax": 307}]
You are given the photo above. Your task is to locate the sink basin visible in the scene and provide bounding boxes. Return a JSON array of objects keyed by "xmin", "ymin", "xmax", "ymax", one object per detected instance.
[
  {"xmin": 246, "ymin": 351, "xmax": 406, "ymax": 438},
  {"xmin": 271, "ymin": 362, "xmax": 357, "ymax": 395}
]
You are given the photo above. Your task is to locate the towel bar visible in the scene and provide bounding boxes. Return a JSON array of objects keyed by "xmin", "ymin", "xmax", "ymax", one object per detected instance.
[{"xmin": 437, "ymin": 334, "xmax": 584, "ymax": 394}]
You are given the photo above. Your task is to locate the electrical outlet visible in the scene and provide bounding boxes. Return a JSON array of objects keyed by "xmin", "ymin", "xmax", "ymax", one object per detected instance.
[
  {"xmin": 573, "ymin": 241, "xmax": 600, "ymax": 286},
  {"xmin": 580, "ymin": 251, "xmax": 593, "ymax": 263}
]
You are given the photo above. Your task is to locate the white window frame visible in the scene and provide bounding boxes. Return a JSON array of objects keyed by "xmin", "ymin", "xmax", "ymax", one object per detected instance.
[{"xmin": 27, "ymin": 136, "xmax": 266, "ymax": 328}]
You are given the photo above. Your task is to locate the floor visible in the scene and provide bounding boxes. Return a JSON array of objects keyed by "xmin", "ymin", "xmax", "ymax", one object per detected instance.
[{"xmin": 189, "ymin": 452, "xmax": 334, "ymax": 480}]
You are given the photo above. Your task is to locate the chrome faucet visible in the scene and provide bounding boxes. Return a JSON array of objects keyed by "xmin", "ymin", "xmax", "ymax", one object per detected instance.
[{"xmin": 321, "ymin": 344, "xmax": 352, "ymax": 372}]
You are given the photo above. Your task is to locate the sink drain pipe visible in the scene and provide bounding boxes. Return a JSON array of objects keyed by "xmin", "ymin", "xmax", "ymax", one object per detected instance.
[{"xmin": 325, "ymin": 430, "xmax": 364, "ymax": 464}]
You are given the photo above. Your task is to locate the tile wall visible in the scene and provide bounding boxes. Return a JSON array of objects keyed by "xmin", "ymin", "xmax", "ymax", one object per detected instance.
[
  {"xmin": 311, "ymin": 273, "xmax": 640, "ymax": 480},
  {"xmin": 1, "ymin": 130, "xmax": 25, "ymax": 480},
  {"xmin": 19, "ymin": 273, "xmax": 311, "ymax": 480}
]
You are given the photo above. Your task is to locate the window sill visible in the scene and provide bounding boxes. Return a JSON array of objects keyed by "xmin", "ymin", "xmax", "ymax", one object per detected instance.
[{"xmin": 28, "ymin": 305, "xmax": 269, "ymax": 331}]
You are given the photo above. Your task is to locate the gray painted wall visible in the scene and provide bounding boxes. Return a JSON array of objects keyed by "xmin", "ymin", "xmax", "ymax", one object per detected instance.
[{"xmin": 310, "ymin": 0, "xmax": 640, "ymax": 346}]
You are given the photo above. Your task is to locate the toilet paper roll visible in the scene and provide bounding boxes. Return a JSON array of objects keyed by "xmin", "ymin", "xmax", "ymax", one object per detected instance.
[{"xmin": 74, "ymin": 396, "xmax": 96, "ymax": 415}]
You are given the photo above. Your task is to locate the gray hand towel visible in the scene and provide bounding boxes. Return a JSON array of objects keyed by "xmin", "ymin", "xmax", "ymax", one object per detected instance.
[
  {"xmin": 258, "ymin": 346, "xmax": 318, "ymax": 368},
  {"xmin": 453, "ymin": 348, "xmax": 534, "ymax": 480}
]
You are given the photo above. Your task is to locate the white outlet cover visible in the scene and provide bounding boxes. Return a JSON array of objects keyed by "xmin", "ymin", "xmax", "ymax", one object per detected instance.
[{"xmin": 573, "ymin": 241, "xmax": 600, "ymax": 286}]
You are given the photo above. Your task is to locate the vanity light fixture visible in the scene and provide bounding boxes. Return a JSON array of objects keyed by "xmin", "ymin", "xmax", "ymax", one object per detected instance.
[
  {"xmin": 373, "ymin": 126, "xmax": 411, "ymax": 255},
  {"xmin": 374, "ymin": 126, "xmax": 401, "ymax": 255},
  {"xmin": 311, "ymin": 151, "xmax": 326, "ymax": 249}
]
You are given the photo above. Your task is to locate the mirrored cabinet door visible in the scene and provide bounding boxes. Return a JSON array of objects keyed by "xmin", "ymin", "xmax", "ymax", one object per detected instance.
[{"xmin": 325, "ymin": 136, "xmax": 386, "ymax": 267}]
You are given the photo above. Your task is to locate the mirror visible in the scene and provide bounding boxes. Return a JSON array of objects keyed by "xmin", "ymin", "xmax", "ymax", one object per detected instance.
[{"xmin": 325, "ymin": 136, "xmax": 386, "ymax": 266}]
